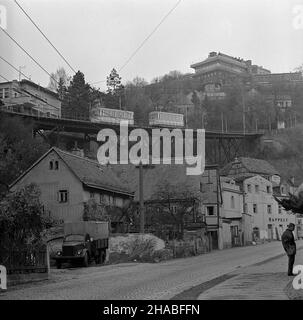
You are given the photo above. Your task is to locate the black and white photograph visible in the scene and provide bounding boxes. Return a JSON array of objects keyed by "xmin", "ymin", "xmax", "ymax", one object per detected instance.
[{"xmin": 0, "ymin": 0, "xmax": 303, "ymax": 309}]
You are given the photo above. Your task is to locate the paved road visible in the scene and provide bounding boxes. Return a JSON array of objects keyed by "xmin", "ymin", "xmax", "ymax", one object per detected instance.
[
  {"xmin": 198, "ymin": 247, "xmax": 303, "ymax": 300},
  {"xmin": 1, "ymin": 240, "xmax": 302, "ymax": 300}
]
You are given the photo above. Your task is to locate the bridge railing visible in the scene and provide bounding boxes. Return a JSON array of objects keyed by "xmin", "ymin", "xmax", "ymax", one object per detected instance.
[{"xmin": 1, "ymin": 108, "xmax": 265, "ymax": 135}]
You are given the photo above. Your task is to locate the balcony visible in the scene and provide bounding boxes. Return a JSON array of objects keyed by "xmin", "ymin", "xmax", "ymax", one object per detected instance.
[{"xmin": 205, "ymin": 215, "xmax": 219, "ymax": 226}]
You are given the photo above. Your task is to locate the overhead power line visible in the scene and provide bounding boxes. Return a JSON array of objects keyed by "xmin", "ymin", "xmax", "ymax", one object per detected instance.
[
  {"xmin": 14, "ymin": 0, "xmax": 77, "ymax": 74},
  {"xmin": 0, "ymin": 26, "xmax": 59, "ymax": 84},
  {"xmin": 0, "ymin": 55, "xmax": 31, "ymax": 80},
  {"xmin": 0, "ymin": 73, "xmax": 10, "ymax": 81},
  {"xmin": 90, "ymin": 0, "xmax": 182, "ymax": 86},
  {"xmin": 119, "ymin": 0, "xmax": 182, "ymax": 72},
  {"xmin": 0, "ymin": 55, "xmax": 61, "ymax": 111}
]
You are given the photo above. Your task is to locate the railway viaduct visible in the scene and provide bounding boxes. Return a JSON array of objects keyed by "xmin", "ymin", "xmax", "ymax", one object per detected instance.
[{"xmin": 1, "ymin": 111, "xmax": 263, "ymax": 166}]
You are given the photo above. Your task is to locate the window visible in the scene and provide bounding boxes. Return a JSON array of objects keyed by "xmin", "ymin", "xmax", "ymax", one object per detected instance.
[
  {"xmin": 49, "ymin": 161, "xmax": 53, "ymax": 170},
  {"xmin": 55, "ymin": 161, "xmax": 59, "ymax": 170},
  {"xmin": 4, "ymin": 88, "xmax": 9, "ymax": 98},
  {"xmin": 278, "ymin": 205, "xmax": 282, "ymax": 214},
  {"xmin": 247, "ymin": 184, "xmax": 252, "ymax": 193},
  {"xmin": 90, "ymin": 192, "xmax": 95, "ymax": 199},
  {"xmin": 230, "ymin": 225, "xmax": 239, "ymax": 237},
  {"xmin": 58, "ymin": 190, "xmax": 68, "ymax": 203},
  {"xmin": 266, "ymin": 186, "xmax": 271, "ymax": 194},
  {"xmin": 253, "ymin": 204, "xmax": 258, "ymax": 214},
  {"xmin": 206, "ymin": 206, "xmax": 215, "ymax": 216},
  {"xmin": 172, "ymin": 205, "xmax": 177, "ymax": 214},
  {"xmin": 267, "ymin": 205, "xmax": 272, "ymax": 214},
  {"xmin": 231, "ymin": 196, "xmax": 235, "ymax": 209},
  {"xmin": 255, "ymin": 185, "xmax": 259, "ymax": 193},
  {"xmin": 109, "ymin": 195, "xmax": 114, "ymax": 205}
]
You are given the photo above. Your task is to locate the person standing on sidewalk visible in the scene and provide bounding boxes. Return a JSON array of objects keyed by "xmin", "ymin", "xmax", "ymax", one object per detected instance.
[{"xmin": 281, "ymin": 223, "xmax": 296, "ymax": 276}]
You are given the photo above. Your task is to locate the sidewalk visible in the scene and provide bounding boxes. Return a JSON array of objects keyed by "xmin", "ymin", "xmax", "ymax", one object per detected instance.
[{"xmin": 198, "ymin": 247, "xmax": 303, "ymax": 300}]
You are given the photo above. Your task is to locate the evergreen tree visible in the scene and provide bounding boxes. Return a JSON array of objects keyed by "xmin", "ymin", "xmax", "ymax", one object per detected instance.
[
  {"xmin": 107, "ymin": 68, "xmax": 123, "ymax": 94},
  {"xmin": 106, "ymin": 68, "xmax": 124, "ymax": 109},
  {"xmin": 57, "ymin": 77, "xmax": 67, "ymax": 100},
  {"xmin": 61, "ymin": 71, "xmax": 91, "ymax": 120}
]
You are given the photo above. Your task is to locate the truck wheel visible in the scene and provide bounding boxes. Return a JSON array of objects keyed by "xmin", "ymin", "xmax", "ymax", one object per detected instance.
[
  {"xmin": 100, "ymin": 250, "xmax": 106, "ymax": 264},
  {"xmin": 56, "ymin": 261, "xmax": 62, "ymax": 269},
  {"xmin": 95, "ymin": 250, "xmax": 105, "ymax": 265},
  {"xmin": 95, "ymin": 253, "xmax": 101, "ymax": 265},
  {"xmin": 83, "ymin": 252, "xmax": 89, "ymax": 267}
]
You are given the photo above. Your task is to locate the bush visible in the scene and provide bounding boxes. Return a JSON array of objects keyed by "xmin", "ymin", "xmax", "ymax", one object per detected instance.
[
  {"xmin": 151, "ymin": 249, "xmax": 174, "ymax": 262},
  {"xmin": 0, "ymin": 183, "xmax": 55, "ymax": 252},
  {"xmin": 127, "ymin": 237, "xmax": 156, "ymax": 262}
]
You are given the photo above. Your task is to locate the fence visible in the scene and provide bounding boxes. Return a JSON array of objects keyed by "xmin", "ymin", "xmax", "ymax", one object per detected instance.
[
  {"xmin": 167, "ymin": 238, "xmax": 209, "ymax": 258},
  {"xmin": 0, "ymin": 245, "xmax": 49, "ymax": 275}
]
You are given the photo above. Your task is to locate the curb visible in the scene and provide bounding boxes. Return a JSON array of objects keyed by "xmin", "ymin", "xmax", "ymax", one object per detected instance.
[{"xmin": 172, "ymin": 245, "xmax": 303, "ymax": 300}]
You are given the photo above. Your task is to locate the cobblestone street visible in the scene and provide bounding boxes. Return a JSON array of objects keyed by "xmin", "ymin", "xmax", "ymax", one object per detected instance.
[{"xmin": 1, "ymin": 240, "xmax": 302, "ymax": 300}]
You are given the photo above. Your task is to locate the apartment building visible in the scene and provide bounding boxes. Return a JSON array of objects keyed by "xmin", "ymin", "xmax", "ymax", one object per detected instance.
[{"xmin": 0, "ymin": 79, "xmax": 61, "ymax": 118}]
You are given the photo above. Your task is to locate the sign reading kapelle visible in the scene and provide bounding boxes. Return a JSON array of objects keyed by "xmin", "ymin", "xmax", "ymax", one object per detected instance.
[
  {"xmin": 0, "ymin": 265, "xmax": 7, "ymax": 290},
  {"xmin": 293, "ymin": 265, "xmax": 303, "ymax": 290}
]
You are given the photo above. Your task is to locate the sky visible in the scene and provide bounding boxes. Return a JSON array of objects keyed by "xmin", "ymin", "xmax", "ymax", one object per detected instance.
[{"xmin": 0, "ymin": 0, "xmax": 303, "ymax": 91}]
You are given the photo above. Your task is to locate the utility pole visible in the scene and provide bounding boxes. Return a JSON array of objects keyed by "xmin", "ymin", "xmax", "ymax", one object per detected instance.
[
  {"xmin": 18, "ymin": 66, "xmax": 26, "ymax": 81},
  {"xmin": 221, "ymin": 112, "xmax": 224, "ymax": 133},
  {"xmin": 242, "ymin": 86, "xmax": 246, "ymax": 134},
  {"xmin": 139, "ymin": 161, "xmax": 144, "ymax": 233},
  {"xmin": 136, "ymin": 161, "xmax": 155, "ymax": 233}
]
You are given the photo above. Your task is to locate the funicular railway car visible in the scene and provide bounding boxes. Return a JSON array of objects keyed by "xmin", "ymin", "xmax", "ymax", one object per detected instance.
[
  {"xmin": 149, "ymin": 111, "xmax": 184, "ymax": 127},
  {"xmin": 90, "ymin": 107, "xmax": 134, "ymax": 125}
]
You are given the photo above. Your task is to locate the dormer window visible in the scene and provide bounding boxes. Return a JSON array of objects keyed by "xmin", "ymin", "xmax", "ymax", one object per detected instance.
[
  {"xmin": 49, "ymin": 161, "xmax": 53, "ymax": 170},
  {"xmin": 55, "ymin": 161, "xmax": 59, "ymax": 170}
]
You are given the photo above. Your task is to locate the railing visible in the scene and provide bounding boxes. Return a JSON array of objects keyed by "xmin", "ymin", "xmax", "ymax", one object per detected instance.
[
  {"xmin": 0, "ymin": 245, "xmax": 48, "ymax": 275},
  {"xmin": 1, "ymin": 109, "xmax": 266, "ymax": 135}
]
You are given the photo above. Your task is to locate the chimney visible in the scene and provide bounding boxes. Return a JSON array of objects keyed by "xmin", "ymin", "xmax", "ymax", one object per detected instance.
[
  {"xmin": 291, "ymin": 176, "xmax": 295, "ymax": 185},
  {"xmin": 71, "ymin": 141, "xmax": 84, "ymax": 157}
]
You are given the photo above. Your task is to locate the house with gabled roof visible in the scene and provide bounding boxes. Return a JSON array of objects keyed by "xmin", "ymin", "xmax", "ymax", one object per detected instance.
[
  {"xmin": 10, "ymin": 147, "xmax": 133, "ymax": 223},
  {"xmin": 110, "ymin": 163, "xmax": 221, "ymax": 249},
  {"xmin": 221, "ymin": 157, "xmax": 281, "ymax": 186}
]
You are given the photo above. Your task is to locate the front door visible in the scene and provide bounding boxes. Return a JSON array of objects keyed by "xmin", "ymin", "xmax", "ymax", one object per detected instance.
[{"xmin": 209, "ymin": 231, "xmax": 218, "ymax": 250}]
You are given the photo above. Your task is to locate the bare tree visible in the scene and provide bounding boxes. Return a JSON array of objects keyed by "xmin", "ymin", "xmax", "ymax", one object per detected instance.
[
  {"xmin": 48, "ymin": 67, "xmax": 71, "ymax": 93},
  {"xmin": 149, "ymin": 180, "xmax": 200, "ymax": 239}
]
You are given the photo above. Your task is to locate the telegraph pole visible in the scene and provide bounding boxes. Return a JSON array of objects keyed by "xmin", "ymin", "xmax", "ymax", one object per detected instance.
[
  {"xmin": 18, "ymin": 65, "xmax": 26, "ymax": 81},
  {"xmin": 241, "ymin": 86, "xmax": 246, "ymax": 134},
  {"xmin": 139, "ymin": 161, "xmax": 145, "ymax": 233}
]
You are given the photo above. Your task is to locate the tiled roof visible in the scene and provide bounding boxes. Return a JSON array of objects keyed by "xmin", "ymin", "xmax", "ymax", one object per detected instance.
[
  {"xmin": 221, "ymin": 157, "xmax": 279, "ymax": 177},
  {"xmin": 54, "ymin": 148, "xmax": 132, "ymax": 196}
]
